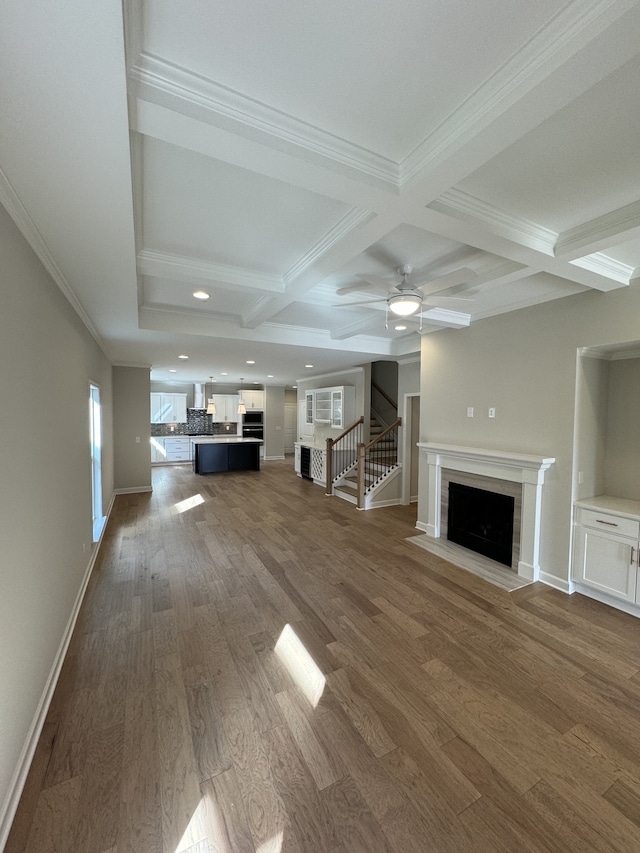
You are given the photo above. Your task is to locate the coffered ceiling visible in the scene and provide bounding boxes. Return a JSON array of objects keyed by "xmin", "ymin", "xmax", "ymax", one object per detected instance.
[{"xmin": 2, "ymin": 0, "xmax": 640, "ymax": 386}]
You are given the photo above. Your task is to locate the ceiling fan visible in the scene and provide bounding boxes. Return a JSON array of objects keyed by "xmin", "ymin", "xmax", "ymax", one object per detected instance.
[{"xmin": 334, "ymin": 264, "xmax": 476, "ymax": 329}]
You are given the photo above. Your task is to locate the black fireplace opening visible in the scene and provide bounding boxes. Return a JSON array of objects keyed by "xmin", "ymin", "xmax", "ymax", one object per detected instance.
[{"xmin": 447, "ymin": 482, "xmax": 515, "ymax": 567}]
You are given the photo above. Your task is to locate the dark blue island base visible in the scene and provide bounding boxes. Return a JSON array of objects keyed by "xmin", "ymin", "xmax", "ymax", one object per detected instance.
[{"xmin": 193, "ymin": 441, "xmax": 260, "ymax": 474}]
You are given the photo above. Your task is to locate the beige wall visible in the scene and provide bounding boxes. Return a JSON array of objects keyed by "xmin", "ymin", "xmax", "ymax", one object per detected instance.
[
  {"xmin": 604, "ymin": 357, "xmax": 640, "ymax": 499},
  {"xmin": 418, "ymin": 282, "xmax": 640, "ymax": 587},
  {"xmin": 113, "ymin": 367, "xmax": 152, "ymax": 492},
  {"xmin": 0, "ymin": 203, "xmax": 114, "ymax": 833},
  {"xmin": 264, "ymin": 385, "xmax": 285, "ymax": 459}
]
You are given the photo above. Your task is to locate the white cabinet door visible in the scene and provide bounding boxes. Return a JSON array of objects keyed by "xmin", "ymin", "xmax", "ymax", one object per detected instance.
[
  {"xmin": 150, "ymin": 436, "xmax": 166, "ymax": 463},
  {"xmin": 239, "ymin": 390, "xmax": 264, "ymax": 410},
  {"xmin": 331, "ymin": 389, "xmax": 343, "ymax": 429},
  {"xmin": 294, "ymin": 444, "xmax": 301, "ymax": 473},
  {"xmin": 573, "ymin": 524, "xmax": 637, "ymax": 602},
  {"xmin": 305, "ymin": 391, "xmax": 314, "ymax": 426},
  {"xmin": 212, "ymin": 395, "xmax": 240, "ymax": 422},
  {"xmin": 150, "ymin": 393, "xmax": 187, "ymax": 423}
]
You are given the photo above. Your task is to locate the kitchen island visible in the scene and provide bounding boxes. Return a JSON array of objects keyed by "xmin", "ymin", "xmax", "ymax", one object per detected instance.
[{"xmin": 191, "ymin": 437, "xmax": 262, "ymax": 475}]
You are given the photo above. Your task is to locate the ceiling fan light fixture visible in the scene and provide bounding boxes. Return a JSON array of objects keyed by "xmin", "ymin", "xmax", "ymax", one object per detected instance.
[{"xmin": 388, "ymin": 292, "xmax": 422, "ymax": 316}]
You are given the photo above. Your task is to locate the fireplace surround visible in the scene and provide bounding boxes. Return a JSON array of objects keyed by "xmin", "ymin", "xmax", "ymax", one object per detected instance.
[{"xmin": 418, "ymin": 443, "xmax": 555, "ymax": 581}]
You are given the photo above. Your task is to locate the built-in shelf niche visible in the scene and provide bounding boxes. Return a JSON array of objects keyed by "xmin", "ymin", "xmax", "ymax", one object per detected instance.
[{"xmin": 575, "ymin": 343, "xmax": 640, "ymax": 502}]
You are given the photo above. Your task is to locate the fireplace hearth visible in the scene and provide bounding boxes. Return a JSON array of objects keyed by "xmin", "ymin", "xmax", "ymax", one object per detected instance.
[{"xmin": 447, "ymin": 482, "xmax": 515, "ymax": 567}]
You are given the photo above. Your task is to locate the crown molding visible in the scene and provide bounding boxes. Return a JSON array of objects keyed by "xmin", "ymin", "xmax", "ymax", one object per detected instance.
[
  {"xmin": 400, "ymin": 0, "xmax": 638, "ymax": 188},
  {"xmin": 138, "ymin": 249, "xmax": 285, "ymax": 293},
  {"xmin": 0, "ymin": 166, "xmax": 111, "ymax": 361},
  {"xmin": 130, "ymin": 52, "xmax": 399, "ymax": 189},
  {"xmin": 431, "ymin": 189, "xmax": 557, "ymax": 254},
  {"xmin": 555, "ymin": 198, "xmax": 640, "ymax": 259},
  {"xmin": 569, "ymin": 252, "xmax": 633, "ymax": 283},
  {"xmin": 284, "ymin": 208, "xmax": 375, "ymax": 284}
]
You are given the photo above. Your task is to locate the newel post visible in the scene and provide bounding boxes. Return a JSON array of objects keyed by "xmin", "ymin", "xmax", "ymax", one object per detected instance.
[
  {"xmin": 356, "ymin": 442, "xmax": 366, "ymax": 509},
  {"xmin": 325, "ymin": 437, "xmax": 334, "ymax": 495}
]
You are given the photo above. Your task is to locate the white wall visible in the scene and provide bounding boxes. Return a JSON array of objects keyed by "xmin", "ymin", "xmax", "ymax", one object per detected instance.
[
  {"xmin": 417, "ymin": 281, "xmax": 640, "ymax": 587},
  {"xmin": 0, "ymin": 203, "xmax": 114, "ymax": 839}
]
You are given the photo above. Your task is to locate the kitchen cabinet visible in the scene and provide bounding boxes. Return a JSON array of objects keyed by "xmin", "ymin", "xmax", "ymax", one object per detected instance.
[
  {"xmin": 164, "ymin": 437, "xmax": 191, "ymax": 462},
  {"xmin": 572, "ymin": 499, "xmax": 640, "ymax": 604},
  {"xmin": 239, "ymin": 389, "xmax": 264, "ymax": 410},
  {"xmin": 150, "ymin": 436, "xmax": 166, "ymax": 464},
  {"xmin": 305, "ymin": 386, "xmax": 355, "ymax": 429},
  {"xmin": 150, "ymin": 436, "xmax": 191, "ymax": 463},
  {"xmin": 211, "ymin": 394, "xmax": 241, "ymax": 423},
  {"xmin": 150, "ymin": 393, "xmax": 187, "ymax": 424}
]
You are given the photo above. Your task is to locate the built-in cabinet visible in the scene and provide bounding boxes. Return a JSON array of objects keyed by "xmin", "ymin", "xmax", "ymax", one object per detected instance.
[
  {"xmin": 239, "ymin": 389, "xmax": 264, "ymax": 410},
  {"xmin": 572, "ymin": 498, "xmax": 640, "ymax": 605},
  {"xmin": 211, "ymin": 394, "xmax": 240, "ymax": 423},
  {"xmin": 150, "ymin": 436, "xmax": 192, "ymax": 464},
  {"xmin": 150, "ymin": 393, "xmax": 187, "ymax": 424},
  {"xmin": 293, "ymin": 442, "xmax": 326, "ymax": 484},
  {"xmin": 304, "ymin": 386, "xmax": 354, "ymax": 430}
]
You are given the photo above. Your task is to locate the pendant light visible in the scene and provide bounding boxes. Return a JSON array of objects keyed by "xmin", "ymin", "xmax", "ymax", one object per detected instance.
[
  {"xmin": 206, "ymin": 377, "xmax": 217, "ymax": 415},
  {"xmin": 237, "ymin": 378, "xmax": 247, "ymax": 415}
]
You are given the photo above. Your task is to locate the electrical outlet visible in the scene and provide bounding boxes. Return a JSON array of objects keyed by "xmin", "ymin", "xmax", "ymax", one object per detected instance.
[
  {"xmin": 135, "ymin": 436, "xmax": 140, "ymax": 443},
  {"xmin": 467, "ymin": 407, "xmax": 474, "ymax": 418},
  {"xmin": 488, "ymin": 407, "xmax": 496, "ymax": 419}
]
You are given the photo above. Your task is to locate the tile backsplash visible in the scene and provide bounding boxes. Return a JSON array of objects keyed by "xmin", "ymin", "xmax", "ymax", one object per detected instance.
[{"xmin": 151, "ymin": 409, "xmax": 239, "ymax": 437}]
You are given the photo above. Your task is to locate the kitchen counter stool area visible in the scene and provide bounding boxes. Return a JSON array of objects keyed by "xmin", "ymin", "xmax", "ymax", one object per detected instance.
[{"xmin": 191, "ymin": 437, "xmax": 262, "ymax": 474}]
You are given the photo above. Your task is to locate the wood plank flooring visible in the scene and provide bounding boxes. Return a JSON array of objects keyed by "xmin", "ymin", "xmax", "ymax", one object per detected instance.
[{"xmin": 7, "ymin": 459, "xmax": 640, "ymax": 852}]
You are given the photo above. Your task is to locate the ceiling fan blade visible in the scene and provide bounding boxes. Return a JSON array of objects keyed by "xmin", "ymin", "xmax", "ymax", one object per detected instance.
[
  {"xmin": 356, "ymin": 273, "xmax": 392, "ymax": 289},
  {"xmin": 426, "ymin": 295, "xmax": 475, "ymax": 305},
  {"xmin": 330, "ymin": 298, "xmax": 385, "ymax": 308},
  {"xmin": 335, "ymin": 277, "xmax": 389, "ymax": 297},
  {"xmin": 416, "ymin": 267, "xmax": 477, "ymax": 295}
]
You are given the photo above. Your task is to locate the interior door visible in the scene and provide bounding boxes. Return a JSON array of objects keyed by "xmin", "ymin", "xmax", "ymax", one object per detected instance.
[{"xmin": 284, "ymin": 404, "xmax": 296, "ymax": 453}]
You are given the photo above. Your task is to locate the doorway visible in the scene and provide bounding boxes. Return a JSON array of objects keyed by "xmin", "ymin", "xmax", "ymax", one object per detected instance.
[
  {"xmin": 402, "ymin": 393, "xmax": 421, "ymax": 505},
  {"xmin": 89, "ymin": 383, "xmax": 105, "ymax": 542}
]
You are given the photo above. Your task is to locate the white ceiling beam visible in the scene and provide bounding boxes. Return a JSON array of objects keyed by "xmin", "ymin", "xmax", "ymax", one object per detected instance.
[
  {"xmin": 555, "ymin": 199, "xmax": 640, "ymax": 259},
  {"xmin": 330, "ymin": 316, "xmax": 380, "ymax": 341},
  {"xmin": 138, "ymin": 249, "xmax": 285, "ymax": 294}
]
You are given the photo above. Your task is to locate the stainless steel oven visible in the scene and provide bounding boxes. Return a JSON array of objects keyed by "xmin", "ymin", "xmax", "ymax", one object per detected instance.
[{"xmin": 242, "ymin": 424, "xmax": 264, "ymax": 439}]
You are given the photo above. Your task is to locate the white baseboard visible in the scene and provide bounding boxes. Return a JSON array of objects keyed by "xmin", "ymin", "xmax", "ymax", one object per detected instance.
[
  {"xmin": 415, "ymin": 520, "xmax": 429, "ymax": 533},
  {"xmin": 0, "ymin": 494, "xmax": 114, "ymax": 849},
  {"xmin": 113, "ymin": 485, "xmax": 152, "ymax": 495},
  {"xmin": 263, "ymin": 455, "xmax": 285, "ymax": 461},
  {"xmin": 538, "ymin": 570, "xmax": 573, "ymax": 593}
]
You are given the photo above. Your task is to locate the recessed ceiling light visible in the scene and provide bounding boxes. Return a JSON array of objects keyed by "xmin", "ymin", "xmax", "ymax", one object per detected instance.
[
  {"xmin": 267, "ymin": 374, "xmax": 274, "ymax": 378},
  {"xmin": 305, "ymin": 364, "xmax": 313, "ymax": 368},
  {"xmin": 394, "ymin": 324, "xmax": 407, "ymax": 331},
  {"xmin": 192, "ymin": 290, "xmax": 210, "ymax": 300},
  {"xmin": 169, "ymin": 369, "xmax": 177, "ymax": 373},
  {"xmin": 253, "ymin": 381, "xmax": 260, "ymax": 385},
  {"xmin": 292, "ymin": 385, "xmax": 297, "ymax": 389},
  {"xmin": 178, "ymin": 354, "xmax": 189, "ymax": 359},
  {"xmin": 246, "ymin": 360, "xmax": 255, "ymax": 364},
  {"xmin": 220, "ymin": 372, "xmax": 227, "ymax": 376}
]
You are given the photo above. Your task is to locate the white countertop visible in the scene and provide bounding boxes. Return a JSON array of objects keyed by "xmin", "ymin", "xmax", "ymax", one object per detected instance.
[
  {"xmin": 575, "ymin": 494, "xmax": 640, "ymax": 519},
  {"xmin": 190, "ymin": 436, "xmax": 263, "ymax": 444}
]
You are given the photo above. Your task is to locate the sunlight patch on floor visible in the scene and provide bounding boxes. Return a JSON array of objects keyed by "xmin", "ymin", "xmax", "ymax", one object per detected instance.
[
  {"xmin": 275, "ymin": 624, "xmax": 325, "ymax": 707},
  {"xmin": 174, "ymin": 493, "xmax": 205, "ymax": 513},
  {"xmin": 257, "ymin": 831, "xmax": 284, "ymax": 852}
]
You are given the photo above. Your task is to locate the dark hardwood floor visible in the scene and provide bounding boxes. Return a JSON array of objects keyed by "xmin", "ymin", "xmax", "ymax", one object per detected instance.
[{"xmin": 7, "ymin": 458, "xmax": 640, "ymax": 852}]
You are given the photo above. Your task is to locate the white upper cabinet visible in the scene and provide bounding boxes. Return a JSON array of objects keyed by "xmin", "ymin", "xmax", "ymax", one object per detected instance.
[
  {"xmin": 306, "ymin": 386, "xmax": 355, "ymax": 429},
  {"xmin": 150, "ymin": 393, "xmax": 187, "ymax": 424},
  {"xmin": 211, "ymin": 394, "xmax": 241, "ymax": 422},
  {"xmin": 239, "ymin": 389, "xmax": 265, "ymax": 410}
]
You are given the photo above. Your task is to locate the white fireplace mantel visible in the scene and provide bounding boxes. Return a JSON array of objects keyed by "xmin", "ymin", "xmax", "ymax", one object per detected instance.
[{"xmin": 418, "ymin": 442, "xmax": 556, "ymax": 581}]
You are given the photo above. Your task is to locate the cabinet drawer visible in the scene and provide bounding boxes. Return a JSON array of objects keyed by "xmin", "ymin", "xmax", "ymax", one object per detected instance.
[
  {"xmin": 575, "ymin": 507, "xmax": 640, "ymax": 539},
  {"xmin": 165, "ymin": 450, "xmax": 190, "ymax": 461}
]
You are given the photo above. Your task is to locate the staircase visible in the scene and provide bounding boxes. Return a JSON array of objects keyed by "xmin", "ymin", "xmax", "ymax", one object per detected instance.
[{"xmin": 330, "ymin": 416, "xmax": 402, "ymax": 510}]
